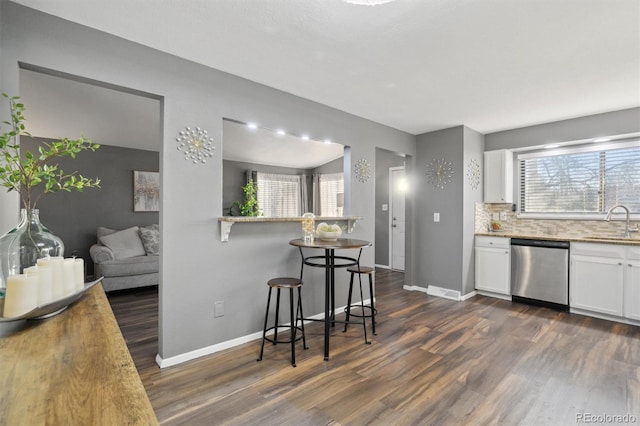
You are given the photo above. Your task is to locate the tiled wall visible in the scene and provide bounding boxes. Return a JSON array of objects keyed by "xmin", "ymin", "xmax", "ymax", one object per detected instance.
[{"xmin": 475, "ymin": 203, "xmax": 640, "ymax": 238}]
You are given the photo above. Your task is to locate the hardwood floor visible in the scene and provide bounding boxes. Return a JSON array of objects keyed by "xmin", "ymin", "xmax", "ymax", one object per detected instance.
[{"xmin": 108, "ymin": 270, "xmax": 640, "ymax": 425}]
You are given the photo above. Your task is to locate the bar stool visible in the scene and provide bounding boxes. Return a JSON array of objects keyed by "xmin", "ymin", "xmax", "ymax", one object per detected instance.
[
  {"xmin": 343, "ymin": 266, "xmax": 376, "ymax": 336},
  {"xmin": 257, "ymin": 277, "xmax": 307, "ymax": 367}
]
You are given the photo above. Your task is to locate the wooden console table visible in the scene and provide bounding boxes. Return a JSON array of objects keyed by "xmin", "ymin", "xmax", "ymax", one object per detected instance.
[{"xmin": 0, "ymin": 283, "xmax": 157, "ymax": 425}]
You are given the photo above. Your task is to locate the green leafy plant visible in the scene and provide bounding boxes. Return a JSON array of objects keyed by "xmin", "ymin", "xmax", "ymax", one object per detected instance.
[
  {"xmin": 0, "ymin": 93, "xmax": 101, "ymax": 211},
  {"xmin": 228, "ymin": 179, "xmax": 261, "ymax": 216}
]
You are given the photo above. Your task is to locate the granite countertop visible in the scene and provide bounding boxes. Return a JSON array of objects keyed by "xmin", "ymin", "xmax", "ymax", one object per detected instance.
[{"xmin": 475, "ymin": 231, "xmax": 640, "ymax": 246}]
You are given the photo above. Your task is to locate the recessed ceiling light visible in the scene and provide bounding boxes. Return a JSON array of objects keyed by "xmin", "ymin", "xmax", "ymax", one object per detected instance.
[
  {"xmin": 592, "ymin": 137, "xmax": 611, "ymax": 143},
  {"xmin": 247, "ymin": 123, "xmax": 257, "ymax": 130},
  {"xmin": 544, "ymin": 144, "xmax": 560, "ymax": 149},
  {"xmin": 324, "ymin": 139, "xmax": 332, "ymax": 144},
  {"xmin": 276, "ymin": 129, "xmax": 285, "ymax": 136},
  {"xmin": 301, "ymin": 134, "xmax": 310, "ymax": 140}
]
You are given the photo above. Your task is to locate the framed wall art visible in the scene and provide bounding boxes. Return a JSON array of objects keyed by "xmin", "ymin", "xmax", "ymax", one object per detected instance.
[{"xmin": 133, "ymin": 171, "xmax": 160, "ymax": 212}]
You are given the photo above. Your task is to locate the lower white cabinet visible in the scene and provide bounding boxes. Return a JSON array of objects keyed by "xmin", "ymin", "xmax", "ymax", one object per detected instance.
[
  {"xmin": 570, "ymin": 242, "xmax": 638, "ymax": 321},
  {"xmin": 570, "ymin": 254, "xmax": 624, "ymax": 316},
  {"xmin": 624, "ymin": 247, "xmax": 640, "ymax": 321},
  {"xmin": 475, "ymin": 236, "xmax": 510, "ymax": 295}
]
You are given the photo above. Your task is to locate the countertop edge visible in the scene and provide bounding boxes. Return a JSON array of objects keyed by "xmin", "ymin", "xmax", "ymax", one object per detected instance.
[{"xmin": 475, "ymin": 232, "xmax": 640, "ymax": 246}]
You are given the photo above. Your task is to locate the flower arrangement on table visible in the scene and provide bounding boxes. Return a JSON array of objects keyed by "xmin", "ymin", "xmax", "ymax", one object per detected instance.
[{"xmin": 316, "ymin": 223, "xmax": 343, "ymax": 241}]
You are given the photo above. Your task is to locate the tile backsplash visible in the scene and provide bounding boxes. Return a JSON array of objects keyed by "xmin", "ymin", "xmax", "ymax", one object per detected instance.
[{"xmin": 475, "ymin": 203, "xmax": 640, "ymax": 238}]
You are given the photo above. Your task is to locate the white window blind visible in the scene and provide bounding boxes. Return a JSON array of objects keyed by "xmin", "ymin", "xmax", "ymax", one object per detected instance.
[
  {"xmin": 519, "ymin": 143, "xmax": 640, "ymax": 214},
  {"xmin": 256, "ymin": 172, "xmax": 302, "ymax": 217},
  {"xmin": 319, "ymin": 173, "xmax": 344, "ymax": 217}
]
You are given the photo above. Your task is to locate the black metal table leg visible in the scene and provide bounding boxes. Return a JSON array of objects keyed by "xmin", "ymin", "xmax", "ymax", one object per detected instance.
[{"xmin": 323, "ymin": 248, "xmax": 332, "ymax": 360}]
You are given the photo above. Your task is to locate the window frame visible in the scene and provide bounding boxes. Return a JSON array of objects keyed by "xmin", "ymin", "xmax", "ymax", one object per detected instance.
[{"xmin": 516, "ymin": 139, "xmax": 640, "ymax": 220}]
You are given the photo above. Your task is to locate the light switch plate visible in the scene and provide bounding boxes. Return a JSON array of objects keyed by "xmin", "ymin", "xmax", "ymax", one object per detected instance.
[
  {"xmin": 382, "ymin": 204, "xmax": 388, "ymax": 211},
  {"xmin": 214, "ymin": 301, "xmax": 225, "ymax": 317},
  {"xmin": 434, "ymin": 212, "xmax": 440, "ymax": 222}
]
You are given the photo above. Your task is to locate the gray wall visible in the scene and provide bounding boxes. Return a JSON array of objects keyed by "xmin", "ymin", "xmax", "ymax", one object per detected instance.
[
  {"xmin": 21, "ymin": 137, "xmax": 159, "ymax": 275},
  {"xmin": 0, "ymin": 3, "xmax": 416, "ymax": 361},
  {"xmin": 485, "ymin": 107, "xmax": 640, "ymax": 150},
  {"xmin": 415, "ymin": 127, "xmax": 465, "ymax": 291},
  {"xmin": 414, "ymin": 126, "xmax": 482, "ymax": 295},
  {"xmin": 374, "ymin": 148, "xmax": 406, "ymax": 266}
]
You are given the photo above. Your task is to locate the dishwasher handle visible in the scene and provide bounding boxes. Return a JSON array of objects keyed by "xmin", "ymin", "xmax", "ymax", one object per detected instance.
[{"xmin": 510, "ymin": 238, "xmax": 570, "ymax": 249}]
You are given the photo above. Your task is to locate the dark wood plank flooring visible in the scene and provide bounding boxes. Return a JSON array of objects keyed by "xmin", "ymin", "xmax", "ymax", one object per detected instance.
[{"xmin": 108, "ymin": 270, "xmax": 640, "ymax": 425}]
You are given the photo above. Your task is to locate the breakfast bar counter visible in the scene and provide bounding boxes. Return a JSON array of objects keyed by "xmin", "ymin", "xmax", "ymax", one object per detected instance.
[{"xmin": 0, "ymin": 283, "xmax": 158, "ymax": 425}]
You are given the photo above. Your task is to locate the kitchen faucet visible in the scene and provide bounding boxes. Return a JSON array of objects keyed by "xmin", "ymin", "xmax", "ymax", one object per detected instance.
[{"xmin": 604, "ymin": 205, "xmax": 639, "ymax": 238}]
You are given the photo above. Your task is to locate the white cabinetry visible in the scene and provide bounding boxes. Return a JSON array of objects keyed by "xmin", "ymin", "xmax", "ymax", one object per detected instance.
[
  {"xmin": 570, "ymin": 242, "xmax": 639, "ymax": 322},
  {"xmin": 570, "ymin": 246, "xmax": 624, "ymax": 316},
  {"xmin": 475, "ymin": 236, "xmax": 510, "ymax": 296},
  {"xmin": 483, "ymin": 149, "xmax": 513, "ymax": 203},
  {"xmin": 624, "ymin": 246, "xmax": 640, "ymax": 321}
]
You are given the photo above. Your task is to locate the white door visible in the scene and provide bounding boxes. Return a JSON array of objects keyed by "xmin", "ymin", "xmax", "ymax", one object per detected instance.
[{"xmin": 390, "ymin": 167, "xmax": 405, "ymax": 271}]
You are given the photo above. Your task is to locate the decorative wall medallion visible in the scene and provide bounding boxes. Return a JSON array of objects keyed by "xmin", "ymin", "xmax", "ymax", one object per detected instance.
[
  {"xmin": 466, "ymin": 158, "xmax": 481, "ymax": 190},
  {"xmin": 354, "ymin": 158, "xmax": 371, "ymax": 183},
  {"xmin": 425, "ymin": 158, "xmax": 454, "ymax": 189},
  {"xmin": 176, "ymin": 126, "xmax": 215, "ymax": 164}
]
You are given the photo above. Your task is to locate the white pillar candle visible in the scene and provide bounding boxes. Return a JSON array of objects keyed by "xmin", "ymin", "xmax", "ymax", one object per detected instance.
[
  {"xmin": 74, "ymin": 258, "xmax": 85, "ymax": 291},
  {"xmin": 3, "ymin": 274, "xmax": 39, "ymax": 318},
  {"xmin": 38, "ymin": 257, "xmax": 65, "ymax": 300},
  {"xmin": 28, "ymin": 265, "xmax": 53, "ymax": 306},
  {"xmin": 63, "ymin": 259, "xmax": 77, "ymax": 296}
]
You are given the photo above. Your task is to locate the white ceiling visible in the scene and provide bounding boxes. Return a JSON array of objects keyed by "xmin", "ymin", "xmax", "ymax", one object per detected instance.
[
  {"xmin": 19, "ymin": 69, "xmax": 161, "ymax": 151},
  {"xmin": 11, "ymin": 0, "xmax": 640, "ymax": 135},
  {"xmin": 223, "ymin": 120, "xmax": 344, "ymax": 169}
]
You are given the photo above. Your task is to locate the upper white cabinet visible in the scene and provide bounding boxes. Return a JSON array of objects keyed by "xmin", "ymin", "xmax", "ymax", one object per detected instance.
[{"xmin": 484, "ymin": 149, "xmax": 513, "ymax": 203}]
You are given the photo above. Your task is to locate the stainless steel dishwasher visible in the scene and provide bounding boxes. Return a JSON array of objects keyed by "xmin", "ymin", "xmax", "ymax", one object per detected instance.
[{"xmin": 510, "ymin": 238, "xmax": 570, "ymax": 310}]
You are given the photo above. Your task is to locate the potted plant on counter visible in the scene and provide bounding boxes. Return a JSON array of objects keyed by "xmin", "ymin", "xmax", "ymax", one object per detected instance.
[{"xmin": 0, "ymin": 93, "xmax": 101, "ymax": 293}]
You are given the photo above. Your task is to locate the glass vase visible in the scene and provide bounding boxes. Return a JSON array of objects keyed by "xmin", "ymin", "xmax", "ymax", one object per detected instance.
[
  {"xmin": 0, "ymin": 209, "xmax": 65, "ymax": 296},
  {"xmin": 302, "ymin": 212, "xmax": 315, "ymax": 243}
]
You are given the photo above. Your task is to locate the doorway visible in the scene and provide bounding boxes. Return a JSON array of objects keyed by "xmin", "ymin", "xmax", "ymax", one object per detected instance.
[{"xmin": 389, "ymin": 166, "xmax": 406, "ymax": 271}]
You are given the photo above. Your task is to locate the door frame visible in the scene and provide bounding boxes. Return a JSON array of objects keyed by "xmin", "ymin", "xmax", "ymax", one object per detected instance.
[{"xmin": 388, "ymin": 166, "xmax": 405, "ymax": 270}]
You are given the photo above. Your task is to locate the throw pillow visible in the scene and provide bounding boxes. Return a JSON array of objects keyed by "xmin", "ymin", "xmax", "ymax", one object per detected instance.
[
  {"xmin": 99, "ymin": 226, "xmax": 146, "ymax": 259},
  {"xmin": 96, "ymin": 226, "xmax": 116, "ymax": 242},
  {"xmin": 138, "ymin": 224, "xmax": 159, "ymax": 256}
]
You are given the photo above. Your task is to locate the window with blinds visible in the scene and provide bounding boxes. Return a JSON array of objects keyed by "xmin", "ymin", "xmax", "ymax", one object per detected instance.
[
  {"xmin": 256, "ymin": 172, "xmax": 302, "ymax": 217},
  {"xmin": 319, "ymin": 173, "xmax": 344, "ymax": 217},
  {"xmin": 518, "ymin": 142, "xmax": 640, "ymax": 215}
]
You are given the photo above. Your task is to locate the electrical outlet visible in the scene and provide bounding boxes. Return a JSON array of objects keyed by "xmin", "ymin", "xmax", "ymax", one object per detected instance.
[
  {"xmin": 214, "ymin": 301, "xmax": 225, "ymax": 317},
  {"xmin": 434, "ymin": 212, "xmax": 440, "ymax": 222},
  {"xmin": 382, "ymin": 204, "xmax": 388, "ymax": 211},
  {"xmin": 500, "ymin": 212, "xmax": 508, "ymax": 221}
]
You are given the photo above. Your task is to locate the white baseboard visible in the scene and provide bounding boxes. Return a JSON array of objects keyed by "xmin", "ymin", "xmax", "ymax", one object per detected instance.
[
  {"xmin": 476, "ymin": 290, "xmax": 512, "ymax": 301},
  {"xmin": 427, "ymin": 285, "xmax": 461, "ymax": 301},
  {"xmin": 460, "ymin": 290, "xmax": 478, "ymax": 301},
  {"xmin": 155, "ymin": 300, "xmax": 370, "ymax": 369},
  {"xmin": 375, "ymin": 264, "xmax": 390, "ymax": 269},
  {"xmin": 570, "ymin": 307, "xmax": 640, "ymax": 327},
  {"xmin": 402, "ymin": 284, "xmax": 428, "ymax": 294}
]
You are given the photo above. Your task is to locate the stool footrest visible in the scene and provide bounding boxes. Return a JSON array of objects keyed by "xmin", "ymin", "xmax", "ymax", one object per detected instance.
[
  {"xmin": 344, "ymin": 305, "xmax": 377, "ymax": 318},
  {"xmin": 263, "ymin": 325, "xmax": 306, "ymax": 345}
]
